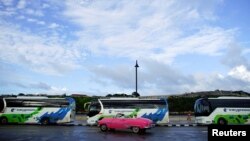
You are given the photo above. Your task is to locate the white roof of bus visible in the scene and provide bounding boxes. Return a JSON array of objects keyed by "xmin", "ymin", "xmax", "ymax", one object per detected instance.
[
  {"xmin": 4, "ymin": 96, "xmax": 65, "ymax": 99},
  {"xmin": 16, "ymin": 96, "xmax": 49, "ymax": 99},
  {"xmin": 99, "ymin": 97, "xmax": 163, "ymax": 100},
  {"xmin": 209, "ymin": 96, "xmax": 250, "ymax": 99}
]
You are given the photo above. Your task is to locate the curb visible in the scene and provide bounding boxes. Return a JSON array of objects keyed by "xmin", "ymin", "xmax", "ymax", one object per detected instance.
[
  {"xmin": 66, "ymin": 123, "xmax": 202, "ymax": 127},
  {"xmin": 1, "ymin": 123, "xmax": 204, "ymax": 127},
  {"xmin": 156, "ymin": 124, "xmax": 199, "ymax": 127}
]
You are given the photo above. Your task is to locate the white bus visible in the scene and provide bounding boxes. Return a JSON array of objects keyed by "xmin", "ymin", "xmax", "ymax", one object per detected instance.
[
  {"xmin": 0, "ymin": 96, "xmax": 76, "ymax": 125},
  {"xmin": 194, "ymin": 97, "xmax": 250, "ymax": 125},
  {"xmin": 86, "ymin": 97, "xmax": 169, "ymax": 125}
]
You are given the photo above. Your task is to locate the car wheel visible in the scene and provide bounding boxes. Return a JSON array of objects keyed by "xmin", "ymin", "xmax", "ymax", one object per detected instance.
[
  {"xmin": 218, "ymin": 118, "xmax": 227, "ymax": 125},
  {"xmin": 0, "ymin": 117, "xmax": 8, "ymax": 125},
  {"xmin": 132, "ymin": 126, "xmax": 140, "ymax": 134},
  {"xmin": 100, "ymin": 124, "xmax": 108, "ymax": 132}
]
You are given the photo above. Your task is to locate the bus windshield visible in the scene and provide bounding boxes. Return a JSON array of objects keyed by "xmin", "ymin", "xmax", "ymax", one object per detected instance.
[
  {"xmin": 194, "ymin": 98, "xmax": 211, "ymax": 116},
  {"xmin": 87, "ymin": 102, "xmax": 101, "ymax": 117},
  {"xmin": 0, "ymin": 98, "xmax": 4, "ymax": 112}
]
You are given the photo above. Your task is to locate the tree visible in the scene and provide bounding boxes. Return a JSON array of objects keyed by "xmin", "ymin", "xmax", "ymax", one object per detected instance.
[
  {"xmin": 72, "ymin": 96, "xmax": 92, "ymax": 114},
  {"xmin": 132, "ymin": 91, "xmax": 140, "ymax": 97},
  {"xmin": 18, "ymin": 93, "xmax": 25, "ymax": 96},
  {"xmin": 106, "ymin": 94, "xmax": 113, "ymax": 97}
]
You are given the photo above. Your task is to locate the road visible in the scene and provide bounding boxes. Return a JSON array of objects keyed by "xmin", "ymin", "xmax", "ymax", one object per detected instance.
[{"xmin": 0, "ymin": 125, "xmax": 207, "ymax": 141}]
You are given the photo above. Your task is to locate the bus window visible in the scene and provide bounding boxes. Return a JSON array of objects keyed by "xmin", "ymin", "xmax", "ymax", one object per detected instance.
[
  {"xmin": 87, "ymin": 102, "xmax": 101, "ymax": 117},
  {"xmin": 0, "ymin": 98, "xmax": 4, "ymax": 112},
  {"xmin": 194, "ymin": 98, "xmax": 210, "ymax": 116}
]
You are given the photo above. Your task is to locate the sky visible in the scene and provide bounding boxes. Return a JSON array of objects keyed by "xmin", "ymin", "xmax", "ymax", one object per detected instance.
[{"xmin": 0, "ymin": 0, "xmax": 250, "ymax": 96}]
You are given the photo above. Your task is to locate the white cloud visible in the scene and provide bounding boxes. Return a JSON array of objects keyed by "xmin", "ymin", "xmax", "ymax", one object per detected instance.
[
  {"xmin": 25, "ymin": 8, "xmax": 44, "ymax": 16},
  {"xmin": 17, "ymin": 0, "xmax": 26, "ymax": 9},
  {"xmin": 222, "ymin": 44, "xmax": 249, "ymax": 69},
  {"xmin": 153, "ymin": 27, "xmax": 235, "ymax": 63},
  {"xmin": 88, "ymin": 59, "xmax": 250, "ymax": 95},
  {"xmin": 42, "ymin": 3, "xmax": 50, "ymax": 9},
  {"xmin": 228, "ymin": 65, "xmax": 250, "ymax": 82},
  {"xmin": 64, "ymin": 0, "xmax": 234, "ymax": 64},
  {"xmin": 50, "ymin": 86, "xmax": 68, "ymax": 93},
  {"xmin": 0, "ymin": 7, "xmax": 16, "ymax": 16},
  {"xmin": 1, "ymin": 0, "xmax": 13, "ymax": 6},
  {"xmin": 0, "ymin": 23, "xmax": 84, "ymax": 76},
  {"xmin": 1, "ymin": 0, "xmax": 249, "ymax": 95},
  {"xmin": 27, "ymin": 18, "xmax": 45, "ymax": 25},
  {"xmin": 60, "ymin": 0, "xmax": 249, "ymax": 95},
  {"xmin": 48, "ymin": 23, "xmax": 60, "ymax": 29}
]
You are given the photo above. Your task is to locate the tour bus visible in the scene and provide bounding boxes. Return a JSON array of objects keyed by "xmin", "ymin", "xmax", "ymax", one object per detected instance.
[
  {"xmin": 194, "ymin": 97, "xmax": 250, "ymax": 125},
  {"xmin": 0, "ymin": 96, "xmax": 76, "ymax": 125},
  {"xmin": 86, "ymin": 97, "xmax": 169, "ymax": 125}
]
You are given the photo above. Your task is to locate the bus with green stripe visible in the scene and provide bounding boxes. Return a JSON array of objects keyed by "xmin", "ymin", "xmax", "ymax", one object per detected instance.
[
  {"xmin": 86, "ymin": 97, "xmax": 169, "ymax": 126},
  {"xmin": 194, "ymin": 97, "xmax": 250, "ymax": 125},
  {"xmin": 0, "ymin": 96, "xmax": 75, "ymax": 125}
]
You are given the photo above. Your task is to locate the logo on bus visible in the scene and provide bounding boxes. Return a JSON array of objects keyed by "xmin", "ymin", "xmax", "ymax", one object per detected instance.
[
  {"xmin": 11, "ymin": 108, "xmax": 15, "ymax": 112},
  {"xmin": 109, "ymin": 110, "xmax": 112, "ymax": 114}
]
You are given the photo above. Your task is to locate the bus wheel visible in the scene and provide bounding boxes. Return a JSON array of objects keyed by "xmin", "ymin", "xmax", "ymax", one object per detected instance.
[
  {"xmin": 0, "ymin": 117, "xmax": 8, "ymax": 125},
  {"xmin": 41, "ymin": 118, "xmax": 50, "ymax": 125},
  {"xmin": 132, "ymin": 126, "xmax": 140, "ymax": 134},
  {"xmin": 100, "ymin": 124, "xmax": 108, "ymax": 132},
  {"xmin": 218, "ymin": 118, "xmax": 227, "ymax": 125}
]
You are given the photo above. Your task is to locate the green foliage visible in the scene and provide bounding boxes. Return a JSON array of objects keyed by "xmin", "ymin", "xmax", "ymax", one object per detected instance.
[
  {"xmin": 105, "ymin": 93, "xmax": 134, "ymax": 97},
  {"xmin": 168, "ymin": 96, "xmax": 200, "ymax": 113},
  {"xmin": 132, "ymin": 92, "xmax": 140, "ymax": 97},
  {"xmin": 72, "ymin": 96, "xmax": 92, "ymax": 113}
]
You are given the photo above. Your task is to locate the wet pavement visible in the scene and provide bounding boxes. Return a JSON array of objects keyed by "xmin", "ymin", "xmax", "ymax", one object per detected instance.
[
  {"xmin": 0, "ymin": 115, "xmax": 206, "ymax": 141},
  {"xmin": 74, "ymin": 115, "xmax": 196, "ymax": 125},
  {"xmin": 0, "ymin": 125, "xmax": 207, "ymax": 141}
]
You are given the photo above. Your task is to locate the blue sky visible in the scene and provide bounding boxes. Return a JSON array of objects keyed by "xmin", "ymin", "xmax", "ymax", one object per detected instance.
[{"xmin": 1, "ymin": 0, "xmax": 250, "ymax": 96}]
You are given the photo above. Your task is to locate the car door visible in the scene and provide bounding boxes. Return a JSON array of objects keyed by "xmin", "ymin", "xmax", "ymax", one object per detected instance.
[{"xmin": 109, "ymin": 118, "xmax": 127, "ymax": 129}]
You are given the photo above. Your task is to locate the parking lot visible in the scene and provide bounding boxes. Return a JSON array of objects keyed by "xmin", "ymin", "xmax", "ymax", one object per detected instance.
[
  {"xmin": 0, "ymin": 124, "xmax": 207, "ymax": 141},
  {"xmin": 0, "ymin": 115, "xmax": 208, "ymax": 141},
  {"xmin": 74, "ymin": 114, "xmax": 196, "ymax": 126}
]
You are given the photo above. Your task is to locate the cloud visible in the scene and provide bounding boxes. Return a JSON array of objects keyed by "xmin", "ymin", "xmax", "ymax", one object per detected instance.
[
  {"xmin": 25, "ymin": 8, "xmax": 44, "ymax": 16},
  {"xmin": 1, "ymin": 0, "xmax": 249, "ymax": 95},
  {"xmin": 0, "ymin": 22, "xmax": 84, "ymax": 76},
  {"xmin": 50, "ymin": 86, "xmax": 68, "ymax": 94},
  {"xmin": 27, "ymin": 18, "xmax": 46, "ymax": 25},
  {"xmin": 88, "ymin": 59, "xmax": 250, "ymax": 95},
  {"xmin": 48, "ymin": 23, "xmax": 60, "ymax": 29},
  {"xmin": 228, "ymin": 65, "xmax": 250, "ymax": 82},
  {"xmin": 89, "ymin": 64, "xmax": 134, "ymax": 89},
  {"xmin": 60, "ymin": 0, "xmax": 248, "ymax": 95},
  {"xmin": 63, "ymin": 0, "xmax": 234, "ymax": 64},
  {"xmin": 29, "ymin": 82, "xmax": 51, "ymax": 90},
  {"xmin": 1, "ymin": 0, "xmax": 13, "ymax": 6},
  {"xmin": 221, "ymin": 44, "xmax": 249, "ymax": 69},
  {"xmin": 17, "ymin": 0, "xmax": 26, "ymax": 9},
  {"xmin": 0, "ymin": 63, "xmax": 53, "ymax": 91}
]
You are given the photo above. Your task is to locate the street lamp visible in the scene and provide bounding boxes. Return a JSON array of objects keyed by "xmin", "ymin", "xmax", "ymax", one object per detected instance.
[{"xmin": 135, "ymin": 60, "xmax": 139, "ymax": 94}]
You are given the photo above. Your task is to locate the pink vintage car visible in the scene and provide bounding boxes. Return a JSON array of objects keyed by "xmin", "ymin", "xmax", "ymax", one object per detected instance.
[{"xmin": 98, "ymin": 113, "xmax": 154, "ymax": 134}]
